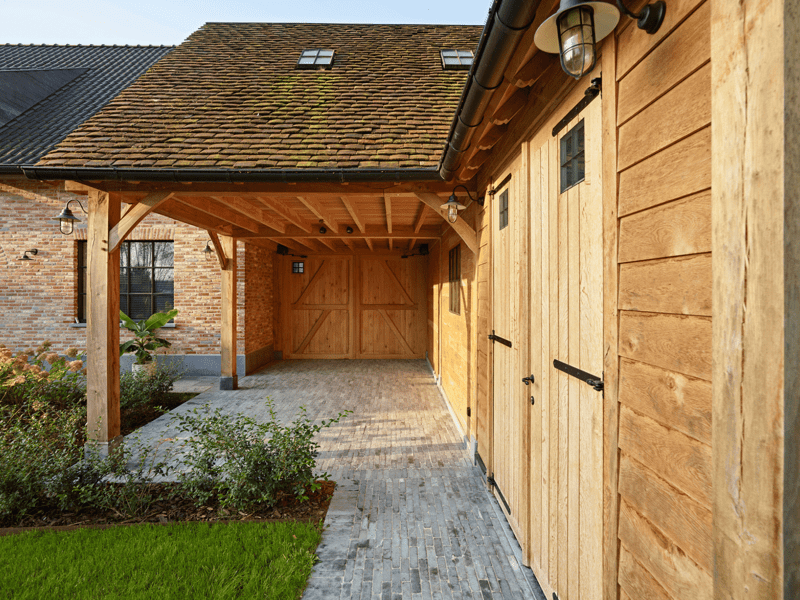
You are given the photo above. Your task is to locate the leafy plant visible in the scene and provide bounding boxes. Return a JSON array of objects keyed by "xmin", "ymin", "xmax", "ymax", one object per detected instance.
[
  {"xmin": 119, "ymin": 309, "xmax": 178, "ymax": 365},
  {"xmin": 0, "ymin": 343, "xmax": 85, "ymax": 410},
  {"xmin": 171, "ymin": 399, "xmax": 350, "ymax": 511},
  {"xmin": 120, "ymin": 361, "xmax": 183, "ymax": 413}
]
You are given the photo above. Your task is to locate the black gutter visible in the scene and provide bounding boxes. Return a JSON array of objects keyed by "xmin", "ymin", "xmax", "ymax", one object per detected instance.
[
  {"xmin": 21, "ymin": 166, "xmax": 444, "ymax": 184},
  {"xmin": 438, "ymin": 0, "xmax": 541, "ymax": 181}
]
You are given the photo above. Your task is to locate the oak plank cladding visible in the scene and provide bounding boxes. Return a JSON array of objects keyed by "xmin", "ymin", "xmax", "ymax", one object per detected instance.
[
  {"xmin": 618, "ymin": 1, "xmax": 710, "ymax": 125},
  {"xmin": 619, "ymin": 253, "xmax": 712, "ymax": 316},
  {"xmin": 618, "ymin": 191, "xmax": 711, "ymax": 263},
  {"xmin": 618, "ymin": 453, "xmax": 712, "ymax": 572},
  {"xmin": 619, "ymin": 311, "xmax": 712, "ymax": 380},
  {"xmin": 619, "ymin": 405, "xmax": 712, "ymax": 507},
  {"xmin": 618, "ymin": 63, "xmax": 711, "ymax": 171},
  {"xmin": 618, "ymin": 127, "xmax": 711, "ymax": 217},
  {"xmin": 619, "ymin": 357, "xmax": 712, "ymax": 445}
]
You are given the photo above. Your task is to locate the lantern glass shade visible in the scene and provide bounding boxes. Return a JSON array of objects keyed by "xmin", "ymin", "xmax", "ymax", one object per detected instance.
[
  {"xmin": 55, "ymin": 205, "xmax": 80, "ymax": 235},
  {"xmin": 557, "ymin": 6, "xmax": 596, "ymax": 79},
  {"xmin": 447, "ymin": 204, "xmax": 458, "ymax": 223}
]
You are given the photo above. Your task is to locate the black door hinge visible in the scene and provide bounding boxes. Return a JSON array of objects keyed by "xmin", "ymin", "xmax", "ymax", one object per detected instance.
[
  {"xmin": 467, "ymin": 406, "xmax": 471, "ymax": 417},
  {"xmin": 488, "ymin": 330, "xmax": 512, "ymax": 348}
]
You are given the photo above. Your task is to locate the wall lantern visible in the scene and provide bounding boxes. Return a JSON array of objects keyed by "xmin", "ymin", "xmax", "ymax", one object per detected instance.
[
  {"xmin": 53, "ymin": 199, "xmax": 87, "ymax": 235},
  {"xmin": 203, "ymin": 240, "xmax": 213, "ymax": 254},
  {"xmin": 17, "ymin": 249, "xmax": 38, "ymax": 261},
  {"xmin": 535, "ymin": 0, "xmax": 664, "ymax": 80},
  {"xmin": 441, "ymin": 185, "xmax": 481, "ymax": 224}
]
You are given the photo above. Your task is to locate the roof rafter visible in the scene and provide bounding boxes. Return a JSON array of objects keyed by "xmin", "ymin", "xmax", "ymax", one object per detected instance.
[
  {"xmin": 297, "ymin": 196, "xmax": 339, "ymax": 234},
  {"xmin": 255, "ymin": 196, "xmax": 313, "ymax": 232}
]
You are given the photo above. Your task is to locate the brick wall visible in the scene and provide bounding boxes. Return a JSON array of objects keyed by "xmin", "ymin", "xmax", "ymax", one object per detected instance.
[{"xmin": 0, "ymin": 175, "xmax": 273, "ymax": 360}]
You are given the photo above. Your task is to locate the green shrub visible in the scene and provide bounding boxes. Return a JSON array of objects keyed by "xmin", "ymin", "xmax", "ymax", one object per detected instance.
[
  {"xmin": 171, "ymin": 399, "xmax": 350, "ymax": 512},
  {"xmin": 120, "ymin": 362, "xmax": 183, "ymax": 412}
]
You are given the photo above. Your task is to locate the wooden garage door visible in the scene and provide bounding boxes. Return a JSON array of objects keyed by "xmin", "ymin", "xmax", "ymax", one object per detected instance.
[{"xmin": 280, "ymin": 254, "xmax": 426, "ymax": 359}]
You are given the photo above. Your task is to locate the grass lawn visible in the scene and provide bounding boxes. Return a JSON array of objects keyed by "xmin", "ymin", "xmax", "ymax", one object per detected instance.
[{"xmin": 0, "ymin": 520, "xmax": 323, "ymax": 599}]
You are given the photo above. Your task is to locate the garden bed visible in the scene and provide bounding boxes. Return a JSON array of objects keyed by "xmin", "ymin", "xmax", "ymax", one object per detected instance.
[{"xmin": 0, "ymin": 480, "xmax": 335, "ymax": 533}]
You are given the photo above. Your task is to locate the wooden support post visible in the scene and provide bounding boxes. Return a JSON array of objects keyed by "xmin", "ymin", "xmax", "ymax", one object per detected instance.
[
  {"xmin": 712, "ymin": 0, "xmax": 799, "ymax": 595},
  {"xmin": 219, "ymin": 235, "xmax": 238, "ymax": 390},
  {"xmin": 85, "ymin": 190, "xmax": 121, "ymax": 455}
]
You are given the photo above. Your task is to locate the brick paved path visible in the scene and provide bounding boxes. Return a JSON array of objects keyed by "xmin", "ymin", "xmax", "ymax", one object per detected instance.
[{"xmin": 130, "ymin": 360, "xmax": 544, "ymax": 599}]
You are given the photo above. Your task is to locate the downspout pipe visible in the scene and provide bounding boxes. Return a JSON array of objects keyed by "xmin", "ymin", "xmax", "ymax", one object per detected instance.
[{"xmin": 440, "ymin": 0, "xmax": 540, "ymax": 180}]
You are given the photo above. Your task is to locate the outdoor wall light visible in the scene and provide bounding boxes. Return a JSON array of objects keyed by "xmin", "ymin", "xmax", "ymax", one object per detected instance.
[
  {"xmin": 535, "ymin": 0, "xmax": 663, "ymax": 80},
  {"xmin": 401, "ymin": 243, "xmax": 430, "ymax": 259},
  {"xmin": 346, "ymin": 226, "xmax": 354, "ymax": 234},
  {"xmin": 441, "ymin": 185, "xmax": 478, "ymax": 224},
  {"xmin": 17, "ymin": 249, "xmax": 38, "ymax": 261},
  {"xmin": 203, "ymin": 240, "xmax": 213, "ymax": 254},
  {"xmin": 53, "ymin": 199, "xmax": 87, "ymax": 235}
]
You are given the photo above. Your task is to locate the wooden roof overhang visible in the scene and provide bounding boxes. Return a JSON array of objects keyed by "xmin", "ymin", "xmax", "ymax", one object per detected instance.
[
  {"xmin": 438, "ymin": 0, "xmax": 582, "ymax": 185},
  {"xmin": 61, "ymin": 177, "xmax": 480, "ymax": 254}
]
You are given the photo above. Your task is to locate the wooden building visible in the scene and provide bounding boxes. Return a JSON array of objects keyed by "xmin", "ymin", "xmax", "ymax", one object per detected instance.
[{"xmin": 18, "ymin": 3, "xmax": 798, "ymax": 599}]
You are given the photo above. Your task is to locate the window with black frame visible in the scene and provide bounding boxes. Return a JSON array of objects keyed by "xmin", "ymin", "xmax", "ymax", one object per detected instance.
[
  {"xmin": 77, "ymin": 240, "xmax": 174, "ymax": 323},
  {"xmin": 449, "ymin": 244, "xmax": 461, "ymax": 315}
]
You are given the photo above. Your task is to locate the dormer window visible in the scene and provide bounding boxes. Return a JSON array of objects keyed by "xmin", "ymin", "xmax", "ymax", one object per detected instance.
[
  {"xmin": 297, "ymin": 49, "xmax": 335, "ymax": 69},
  {"xmin": 440, "ymin": 49, "xmax": 474, "ymax": 70}
]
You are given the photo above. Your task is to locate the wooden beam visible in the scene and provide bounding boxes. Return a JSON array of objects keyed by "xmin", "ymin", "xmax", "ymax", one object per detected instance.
[
  {"xmin": 174, "ymin": 196, "xmax": 263, "ymax": 233},
  {"xmin": 477, "ymin": 126, "xmax": 508, "ymax": 150},
  {"xmin": 214, "ymin": 196, "xmax": 286, "ymax": 233},
  {"xmin": 85, "ymin": 190, "xmax": 121, "ymax": 451},
  {"xmin": 297, "ymin": 196, "xmax": 339, "ymax": 233},
  {"xmin": 341, "ymin": 197, "xmax": 366, "ymax": 232},
  {"xmin": 316, "ymin": 237, "xmax": 336, "ymax": 251},
  {"xmin": 365, "ymin": 237, "xmax": 374, "ymax": 251},
  {"xmin": 108, "ymin": 192, "xmax": 172, "ymax": 252},
  {"xmin": 219, "ymin": 235, "xmax": 237, "ymax": 390},
  {"xmin": 511, "ymin": 51, "xmax": 555, "ymax": 88},
  {"xmin": 237, "ymin": 224, "xmax": 441, "ymax": 239},
  {"xmin": 414, "ymin": 204, "xmax": 428, "ymax": 233},
  {"xmin": 384, "ymin": 195, "xmax": 393, "ymax": 233},
  {"xmin": 155, "ymin": 198, "xmax": 236, "ymax": 235},
  {"xmin": 490, "ymin": 87, "xmax": 530, "ymax": 125},
  {"xmin": 414, "ymin": 192, "xmax": 478, "ymax": 253},
  {"xmin": 207, "ymin": 231, "xmax": 228, "ymax": 270},
  {"xmin": 255, "ymin": 196, "xmax": 312, "ymax": 232},
  {"xmin": 712, "ymin": 0, "xmax": 798, "ymax": 595}
]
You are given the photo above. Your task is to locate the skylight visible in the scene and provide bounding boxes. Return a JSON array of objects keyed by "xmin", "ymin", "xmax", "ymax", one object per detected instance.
[
  {"xmin": 440, "ymin": 49, "xmax": 474, "ymax": 70},
  {"xmin": 297, "ymin": 49, "xmax": 335, "ymax": 69}
]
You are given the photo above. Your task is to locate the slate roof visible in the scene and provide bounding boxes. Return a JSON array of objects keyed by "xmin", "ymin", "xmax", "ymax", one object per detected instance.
[
  {"xmin": 0, "ymin": 45, "xmax": 173, "ymax": 169},
  {"xmin": 35, "ymin": 23, "xmax": 483, "ymax": 173}
]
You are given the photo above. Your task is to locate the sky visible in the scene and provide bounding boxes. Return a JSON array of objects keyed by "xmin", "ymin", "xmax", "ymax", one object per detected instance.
[{"xmin": 0, "ymin": 0, "xmax": 494, "ymax": 46}]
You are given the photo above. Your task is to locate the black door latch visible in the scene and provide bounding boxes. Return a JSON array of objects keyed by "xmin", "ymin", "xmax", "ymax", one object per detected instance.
[
  {"xmin": 522, "ymin": 374, "xmax": 535, "ymax": 386},
  {"xmin": 552, "ymin": 359, "xmax": 604, "ymax": 393}
]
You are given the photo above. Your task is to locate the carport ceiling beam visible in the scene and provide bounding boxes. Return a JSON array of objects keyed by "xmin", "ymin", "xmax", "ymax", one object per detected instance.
[
  {"xmin": 239, "ymin": 225, "xmax": 440, "ymax": 239},
  {"xmin": 109, "ymin": 191, "xmax": 172, "ymax": 252},
  {"xmin": 157, "ymin": 198, "xmax": 235, "ymax": 236},
  {"xmin": 414, "ymin": 192, "xmax": 478, "ymax": 253},
  {"xmin": 255, "ymin": 196, "xmax": 313, "ymax": 233},
  {"xmin": 384, "ymin": 195, "xmax": 393, "ymax": 233},
  {"xmin": 297, "ymin": 196, "xmax": 339, "ymax": 234},
  {"xmin": 341, "ymin": 197, "xmax": 365, "ymax": 233},
  {"xmin": 174, "ymin": 196, "xmax": 264, "ymax": 233},
  {"xmin": 213, "ymin": 196, "xmax": 287, "ymax": 233}
]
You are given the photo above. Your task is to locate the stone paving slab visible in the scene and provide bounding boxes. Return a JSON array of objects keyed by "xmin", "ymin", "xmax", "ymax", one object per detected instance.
[{"xmin": 128, "ymin": 360, "xmax": 546, "ymax": 599}]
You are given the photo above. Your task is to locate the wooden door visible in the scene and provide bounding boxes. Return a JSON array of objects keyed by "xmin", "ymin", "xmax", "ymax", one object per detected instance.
[
  {"xmin": 526, "ymin": 89, "xmax": 603, "ymax": 600},
  {"xmin": 280, "ymin": 254, "xmax": 426, "ymax": 359},
  {"xmin": 357, "ymin": 255, "xmax": 426, "ymax": 358},
  {"xmin": 283, "ymin": 256, "xmax": 353, "ymax": 359},
  {"xmin": 491, "ymin": 159, "xmax": 529, "ymax": 546}
]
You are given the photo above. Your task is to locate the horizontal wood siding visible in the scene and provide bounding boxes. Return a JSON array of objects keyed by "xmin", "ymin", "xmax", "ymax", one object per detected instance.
[{"xmin": 610, "ymin": 1, "xmax": 713, "ymax": 597}]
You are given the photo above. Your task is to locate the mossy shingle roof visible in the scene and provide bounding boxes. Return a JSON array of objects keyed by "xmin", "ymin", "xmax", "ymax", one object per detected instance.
[
  {"xmin": 36, "ymin": 23, "xmax": 482, "ymax": 172},
  {"xmin": 0, "ymin": 45, "xmax": 173, "ymax": 168}
]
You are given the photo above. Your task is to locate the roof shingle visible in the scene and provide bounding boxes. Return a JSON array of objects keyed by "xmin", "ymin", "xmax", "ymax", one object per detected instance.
[
  {"xmin": 35, "ymin": 23, "xmax": 482, "ymax": 173},
  {"xmin": 0, "ymin": 45, "xmax": 174, "ymax": 168}
]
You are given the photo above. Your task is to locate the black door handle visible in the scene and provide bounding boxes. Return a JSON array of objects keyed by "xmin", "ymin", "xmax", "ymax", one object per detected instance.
[{"xmin": 522, "ymin": 374, "xmax": 535, "ymax": 386}]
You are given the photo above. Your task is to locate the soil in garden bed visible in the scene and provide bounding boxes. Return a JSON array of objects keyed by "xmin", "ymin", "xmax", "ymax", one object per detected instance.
[
  {"xmin": 0, "ymin": 480, "xmax": 335, "ymax": 534},
  {"xmin": 121, "ymin": 392, "xmax": 197, "ymax": 436}
]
